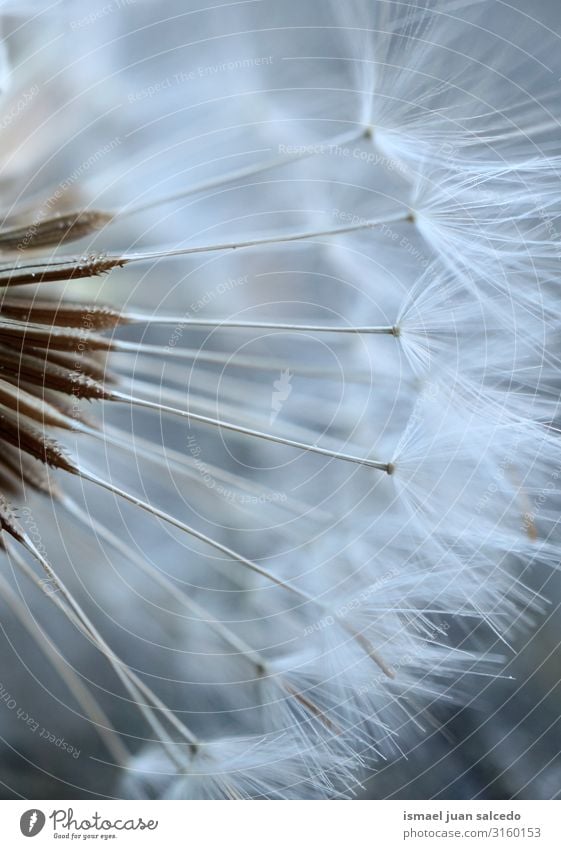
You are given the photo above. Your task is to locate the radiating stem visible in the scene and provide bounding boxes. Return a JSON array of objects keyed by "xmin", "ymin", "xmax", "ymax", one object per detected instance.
[
  {"xmin": 118, "ymin": 126, "xmax": 370, "ymax": 218},
  {"xmin": 110, "ymin": 390, "xmax": 392, "ymax": 473},
  {"xmin": 0, "ymin": 209, "xmax": 412, "ymax": 286},
  {"xmin": 123, "ymin": 315, "xmax": 398, "ymax": 335},
  {"xmin": 0, "ymin": 554, "xmax": 130, "ymax": 766},
  {"xmin": 69, "ymin": 463, "xmax": 392, "ymax": 677},
  {"xmin": 13, "ymin": 533, "xmax": 199, "ymax": 763},
  {"xmin": 119, "ymin": 210, "xmax": 412, "ymax": 263}
]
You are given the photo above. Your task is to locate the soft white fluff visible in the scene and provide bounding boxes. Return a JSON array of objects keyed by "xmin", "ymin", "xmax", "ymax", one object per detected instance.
[{"xmin": 0, "ymin": 0, "xmax": 559, "ymax": 800}]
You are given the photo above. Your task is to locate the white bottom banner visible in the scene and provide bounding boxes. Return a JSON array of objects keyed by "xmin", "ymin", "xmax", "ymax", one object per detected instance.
[{"xmin": 1, "ymin": 800, "xmax": 558, "ymax": 848}]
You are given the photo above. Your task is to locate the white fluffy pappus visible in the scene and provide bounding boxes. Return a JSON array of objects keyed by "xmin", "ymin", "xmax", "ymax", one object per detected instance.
[{"xmin": 0, "ymin": 0, "xmax": 558, "ymax": 800}]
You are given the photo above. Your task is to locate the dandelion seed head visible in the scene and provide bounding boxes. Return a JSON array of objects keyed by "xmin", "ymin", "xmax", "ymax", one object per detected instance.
[{"xmin": 0, "ymin": 0, "xmax": 558, "ymax": 800}]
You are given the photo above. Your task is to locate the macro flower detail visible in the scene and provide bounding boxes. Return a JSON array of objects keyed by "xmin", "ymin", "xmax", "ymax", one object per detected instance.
[{"xmin": 0, "ymin": 0, "xmax": 559, "ymax": 802}]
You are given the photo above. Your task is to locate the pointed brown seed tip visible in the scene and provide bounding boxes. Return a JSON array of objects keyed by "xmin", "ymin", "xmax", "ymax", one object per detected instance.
[
  {"xmin": 0, "ymin": 299, "xmax": 125, "ymax": 330},
  {"xmin": 0, "ymin": 411, "xmax": 78, "ymax": 474},
  {"xmin": 0, "ymin": 347, "xmax": 112, "ymax": 399},
  {"xmin": 0, "ymin": 497, "xmax": 26, "ymax": 543},
  {"xmin": 0, "ymin": 254, "xmax": 126, "ymax": 287},
  {"xmin": 1, "ymin": 445, "xmax": 60, "ymax": 496},
  {"xmin": 0, "ymin": 211, "xmax": 113, "ymax": 253},
  {"xmin": 0, "ymin": 322, "xmax": 116, "ymax": 353}
]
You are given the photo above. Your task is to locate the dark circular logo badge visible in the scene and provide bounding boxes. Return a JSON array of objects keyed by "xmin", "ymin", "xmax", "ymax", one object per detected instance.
[{"xmin": 20, "ymin": 810, "xmax": 46, "ymax": 837}]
